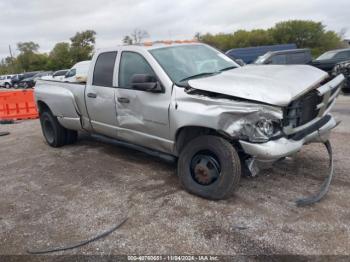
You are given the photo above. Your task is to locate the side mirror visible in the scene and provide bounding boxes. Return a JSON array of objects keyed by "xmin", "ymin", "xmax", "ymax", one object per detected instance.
[{"xmin": 131, "ymin": 74, "xmax": 162, "ymax": 92}]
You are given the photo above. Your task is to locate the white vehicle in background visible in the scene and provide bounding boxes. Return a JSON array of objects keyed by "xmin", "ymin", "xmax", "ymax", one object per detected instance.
[
  {"xmin": 0, "ymin": 74, "xmax": 14, "ymax": 88},
  {"xmin": 64, "ymin": 61, "xmax": 91, "ymax": 83},
  {"xmin": 42, "ymin": 69, "xmax": 69, "ymax": 81}
]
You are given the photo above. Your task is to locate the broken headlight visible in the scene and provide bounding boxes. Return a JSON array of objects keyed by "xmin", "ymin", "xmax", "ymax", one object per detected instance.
[
  {"xmin": 256, "ymin": 119, "xmax": 274, "ymax": 137},
  {"xmin": 242, "ymin": 118, "xmax": 281, "ymax": 143}
]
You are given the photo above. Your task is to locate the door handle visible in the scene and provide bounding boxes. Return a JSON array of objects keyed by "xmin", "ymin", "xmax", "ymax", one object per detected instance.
[
  {"xmin": 117, "ymin": 97, "xmax": 130, "ymax": 103},
  {"xmin": 87, "ymin": 92, "xmax": 97, "ymax": 98}
]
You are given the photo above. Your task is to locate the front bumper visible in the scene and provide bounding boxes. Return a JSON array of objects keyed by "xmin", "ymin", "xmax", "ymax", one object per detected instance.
[{"xmin": 239, "ymin": 114, "xmax": 337, "ymax": 161}]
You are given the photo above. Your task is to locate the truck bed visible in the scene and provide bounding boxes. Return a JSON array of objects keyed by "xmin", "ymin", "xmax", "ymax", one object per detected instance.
[{"xmin": 35, "ymin": 80, "xmax": 88, "ymax": 131}]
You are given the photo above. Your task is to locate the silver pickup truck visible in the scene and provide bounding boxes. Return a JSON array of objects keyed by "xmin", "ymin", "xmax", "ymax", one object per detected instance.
[{"xmin": 35, "ymin": 43, "xmax": 344, "ymax": 201}]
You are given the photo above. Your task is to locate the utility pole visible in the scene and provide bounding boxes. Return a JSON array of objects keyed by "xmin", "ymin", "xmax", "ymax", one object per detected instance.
[{"xmin": 9, "ymin": 45, "xmax": 13, "ymax": 59}]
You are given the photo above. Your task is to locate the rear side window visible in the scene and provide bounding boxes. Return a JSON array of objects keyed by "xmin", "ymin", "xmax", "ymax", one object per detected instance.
[
  {"xmin": 335, "ymin": 51, "xmax": 350, "ymax": 60},
  {"xmin": 118, "ymin": 52, "xmax": 155, "ymax": 88},
  {"xmin": 93, "ymin": 51, "xmax": 117, "ymax": 87},
  {"xmin": 288, "ymin": 52, "xmax": 310, "ymax": 64},
  {"xmin": 271, "ymin": 54, "xmax": 287, "ymax": 64}
]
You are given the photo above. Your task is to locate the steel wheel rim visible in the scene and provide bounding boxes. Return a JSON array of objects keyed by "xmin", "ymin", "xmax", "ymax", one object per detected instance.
[{"xmin": 190, "ymin": 150, "xmax": 221, "ymax": 186}]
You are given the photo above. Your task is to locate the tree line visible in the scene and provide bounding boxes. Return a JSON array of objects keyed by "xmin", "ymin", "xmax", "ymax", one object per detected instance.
[
  {"xmin": 0, "ymin": 30, "xmax": 96, "ymax": 74},
  {"xmin": 0, "ymin": 20, "xmax": 347, "ymax": 75},
  {"xmin": 196, "ymin": 20, "xmax": 345, "ymax": 57}
]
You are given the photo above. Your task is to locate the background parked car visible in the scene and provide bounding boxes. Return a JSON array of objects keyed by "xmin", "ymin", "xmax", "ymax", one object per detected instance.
[
  {"xmin": 333, "ymin": 60, "xmax": 350, "ymax": 93},
  {"xmin": 41, "ymin": 69, "xmax": 69, "ymax": 81},
  {"xmin": 9, "ymin": 74, "xmax": 22, "ymax": 88},
  {"xmin": 311, "ymin": 48, "xmax": 350, "ymax": 73},
  {"xmin": 12, "ymin": 71, "xmax": 39, "ymax": 88},
  {"xmin": 64, "ymin": 61, "xmax": 90, "ymax": 83},
  {"xmin": 225, "ymin": 43, "xmax": 297, "ymax": 64},
  {"xmin": 10, "ymin": 74, "xmax": 20, "ymax": 88},
  {"xmin": 254, "ymin": 49, "xmax": 312, "ymax": 65},
  {"xmin": 0, "ymin": 74, "xmax": 15, "ymax": 88},
  {"xmin": 18, "ymin": 71, "xmax": 52, "ymax": 89},
  {"xmin": 11, "ymin": 74, "xmax": 25, "ymax": 88}
]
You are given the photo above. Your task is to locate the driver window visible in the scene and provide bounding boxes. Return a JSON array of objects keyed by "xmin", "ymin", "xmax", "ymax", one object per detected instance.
[{"xmin": 118, "ymin": 52, "xmax": 155, "ymax": 89}]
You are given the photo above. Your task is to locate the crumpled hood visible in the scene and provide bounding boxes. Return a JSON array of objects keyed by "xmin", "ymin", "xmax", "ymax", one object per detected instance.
[{"xmin": 188, "ymin": 65, "xmax": 328, "ymax": 106}]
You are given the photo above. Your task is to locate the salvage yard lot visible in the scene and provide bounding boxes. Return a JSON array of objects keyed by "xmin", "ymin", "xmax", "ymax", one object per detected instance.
[{"xmin": 0, "ymin": 96, "xmax": 349, "ymax": 255}]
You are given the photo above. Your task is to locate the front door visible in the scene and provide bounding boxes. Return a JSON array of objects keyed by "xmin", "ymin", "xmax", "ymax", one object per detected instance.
[
  {"xmin": 115, "ymin": 51, "xmax": 172, "ymax": 152},
  {"xmin": 85, "ymin": 51, "xmax": 118, "ymax": 138}
]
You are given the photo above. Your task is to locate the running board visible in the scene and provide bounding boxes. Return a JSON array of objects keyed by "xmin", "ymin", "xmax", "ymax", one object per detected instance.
[{"xmin": 91, "ymin": 134, "xmax": 177, "ymax": 163}]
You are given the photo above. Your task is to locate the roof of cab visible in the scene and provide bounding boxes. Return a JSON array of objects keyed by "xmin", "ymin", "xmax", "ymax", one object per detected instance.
[{"xmin": 96, "ymin": 40, "xmax": 202, "ymax": 53}]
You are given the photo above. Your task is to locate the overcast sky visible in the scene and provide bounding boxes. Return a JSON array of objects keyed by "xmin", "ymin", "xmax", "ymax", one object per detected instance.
[{"xmin": 1, "ymin": 0, "xmax": 349, "ymax": 59}]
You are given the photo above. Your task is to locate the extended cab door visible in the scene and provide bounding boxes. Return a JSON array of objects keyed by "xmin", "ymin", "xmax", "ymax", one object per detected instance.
[
  {"xmin": 114, "ymin": 50, "xmax": 173, "ymax": 153},
  {"xmin": 85, "ymin": 51, "xmax": 119, "ymax": 138}
]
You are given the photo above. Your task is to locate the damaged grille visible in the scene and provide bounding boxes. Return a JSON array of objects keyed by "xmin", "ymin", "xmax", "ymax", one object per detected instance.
[
  {"xmin": 284, "ymin": 90, "xmax": 322, "ymax": 128},
  {"xmin": 283, "ymin": 74, "xmax": 344, "ymax": 133}
]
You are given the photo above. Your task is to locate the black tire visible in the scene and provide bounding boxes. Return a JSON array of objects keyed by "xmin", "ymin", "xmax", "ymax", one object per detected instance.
[
  {"xmin": 5, "ymin": 83, "xmax": 11, "ymax": 89},
  {"xmin": 39, "ymin": 111, "xmax": 67, "ymax": 147},
  {"xmin": 66, "ymin": 130, "xmax": 78, "ymax": 144},
  {"xmin": 177, "ymin": 135, "xmax": 241, "ymax": 200}
]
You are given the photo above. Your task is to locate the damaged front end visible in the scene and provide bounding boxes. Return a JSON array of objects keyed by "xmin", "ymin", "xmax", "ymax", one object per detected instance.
[
  {"xmin": 178, "ymin": 86, "xmax": 284, "ymax": 145},
  {"xmin": 173, "ymin": 73, "xmax": 344, "ymax": 205},
  {"xmin": 180, "ymin": 87, "xmax": 286, "ymax": 176},
  {"xmin": 177, "ymin": 74, "xmax": 344, "ymax": 173}
]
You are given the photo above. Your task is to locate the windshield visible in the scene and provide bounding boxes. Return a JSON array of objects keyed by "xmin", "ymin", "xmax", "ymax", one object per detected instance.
[
  {"xmin": 150, "ymin": 45, "xmax": 238, "ymax": 84},
  {"xmin": 316, "ymin": 51, "xmax": 337, "ymax": 61}
]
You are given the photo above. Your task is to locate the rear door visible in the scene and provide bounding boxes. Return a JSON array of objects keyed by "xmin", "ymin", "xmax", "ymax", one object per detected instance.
[{"xmin": 85, "ymin": 51, "xmax": 119, "ymax": 138}]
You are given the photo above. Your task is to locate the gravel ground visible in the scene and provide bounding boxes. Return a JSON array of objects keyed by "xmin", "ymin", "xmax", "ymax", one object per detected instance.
[{"xmin": 0, "ymin": 96, "xmax": 349, "ymax": 257}]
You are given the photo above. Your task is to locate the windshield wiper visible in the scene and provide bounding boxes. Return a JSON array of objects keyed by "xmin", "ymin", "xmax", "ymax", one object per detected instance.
[
  {"xmin": 177, "ymin": 67, "xmax": 236, "ymax": 86},
  {"xmin": 179, "ymin": 72, "xmax": 218, "ymax": 83},
  {"xmin": 219, "ymin": 66, "xmax": 237, "ymax": 72}
]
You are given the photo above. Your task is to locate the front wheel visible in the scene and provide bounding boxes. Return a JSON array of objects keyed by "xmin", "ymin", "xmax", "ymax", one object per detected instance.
[
  {"xmin": 177, "ymin": 135, "xmax": 241, "ymax": 200},
  {"xmin": 5, "ymin": 83, "xmax": 11, "ymax": 89}
]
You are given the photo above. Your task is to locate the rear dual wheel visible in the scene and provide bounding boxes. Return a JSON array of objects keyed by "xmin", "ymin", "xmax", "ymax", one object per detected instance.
[
  {"xmin": 40, "ymin": 110, "xmax": 77, "ymax": 147},
  {"xmin": 178, "ymin": 135, "xmax": 241, "ymax": 200}
]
